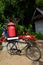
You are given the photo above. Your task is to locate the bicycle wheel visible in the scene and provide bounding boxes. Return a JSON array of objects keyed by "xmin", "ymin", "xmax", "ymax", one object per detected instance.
[
  {"xmin": 7, "ymin": 42, "xmax": 17, "ymax": 55},
  {"xmin": 26, "ymin": 46, "xmax": 41, "ymax": 61}
]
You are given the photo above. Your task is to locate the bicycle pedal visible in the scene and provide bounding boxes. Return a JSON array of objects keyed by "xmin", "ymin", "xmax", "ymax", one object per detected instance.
[{"xmin": 17, "ymin": 50, "xmax": 21, "ymax": 53}]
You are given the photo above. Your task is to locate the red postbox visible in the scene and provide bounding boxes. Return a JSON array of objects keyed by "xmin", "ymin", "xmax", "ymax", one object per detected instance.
[{"xmin": 7, "ymin": 22, "xmax": 16, "ymax": 37}]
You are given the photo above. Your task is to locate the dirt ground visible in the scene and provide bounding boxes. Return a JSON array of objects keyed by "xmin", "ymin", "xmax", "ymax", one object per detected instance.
[{"xmin": 0, "ymin": 41, "xmax": 43, "ymax": 65}]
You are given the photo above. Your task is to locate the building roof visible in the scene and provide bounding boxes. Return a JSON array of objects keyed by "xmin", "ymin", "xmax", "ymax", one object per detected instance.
[
  {"xmin": 36, "ymin": 8, "xmax": 43, "ymax": 15},
  {"xmin": 32, "ymin": 8, "xmax": 43, "ymax": 21},
  {"xmin": 32, "ymin": 15, "xmax": 43, "ymax": 20}
]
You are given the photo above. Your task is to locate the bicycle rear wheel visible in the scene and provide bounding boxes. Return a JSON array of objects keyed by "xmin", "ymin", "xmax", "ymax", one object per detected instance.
[
  {"xmin": 7, "ymin": 42, "xmax": 17, "ymax": 55},
  {"xmin": 26, "ymin": 46, "xmax": 41, "ymax": 61}
]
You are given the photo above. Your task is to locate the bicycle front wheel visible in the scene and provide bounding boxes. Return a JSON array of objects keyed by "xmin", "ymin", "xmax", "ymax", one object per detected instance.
[{"xmin": 26, "ymin": 46, "xmax": 41, "ymax": 61}]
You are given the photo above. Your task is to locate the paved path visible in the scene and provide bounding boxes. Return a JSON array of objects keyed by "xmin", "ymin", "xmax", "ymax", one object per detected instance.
[{"xmin": 0, "ymin": 51, "xmax": 42, "ymax": 65}]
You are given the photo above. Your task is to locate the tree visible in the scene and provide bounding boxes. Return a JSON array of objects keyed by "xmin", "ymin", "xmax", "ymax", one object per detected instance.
[
  {"xmin": 0, "ymin": 0, "xmax": 43, "ymax": 25},
  {"xmin": 3, "ymin": 0, "xmax": 35, "ymax": 26},
  {"xmin": 36, "ymin": 0, "xmax": 43, "ymax": 7}
]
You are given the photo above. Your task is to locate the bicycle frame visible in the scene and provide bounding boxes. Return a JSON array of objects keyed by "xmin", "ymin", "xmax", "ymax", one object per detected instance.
[{"xmin": 7, "ymin": 39, "xmax": 33, "ymax": 53}]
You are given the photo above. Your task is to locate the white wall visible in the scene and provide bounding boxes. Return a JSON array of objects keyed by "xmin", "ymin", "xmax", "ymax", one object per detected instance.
[{"xmin": 35, "ymin": 20, "xmax": 43, "ymax": 34}]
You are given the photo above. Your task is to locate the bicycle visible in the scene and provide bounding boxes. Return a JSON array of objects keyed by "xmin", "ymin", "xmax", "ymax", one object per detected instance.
[{"xmin": 6, "ymin": 37, "xmax": 41, "ymax": 61}]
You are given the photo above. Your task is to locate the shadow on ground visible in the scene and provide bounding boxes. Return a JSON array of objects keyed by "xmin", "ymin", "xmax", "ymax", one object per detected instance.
[
  {"xmin": 31, "ymin": 42, "xmax": 43, "ymax": 65},
  {"xmin": 31, "ymin": 60, "xmax": 43, "ymax": 65}
]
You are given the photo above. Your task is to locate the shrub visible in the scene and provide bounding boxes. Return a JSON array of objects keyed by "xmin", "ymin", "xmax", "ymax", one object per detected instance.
[
  {"xmin": 29, "ymin": 32, "xmax": 43, "ymax": 40},
  {"xmin": 34, "ymin": 32, "xmax": 43, "ymax": 40},
  {"xmin": 16, "ymin": 24, "xmax": 25, "ymax": 35},
  {"xmin": 0, "ymin": 24, "xmax": 3, "ymax": 38},
  {"xmin": 16, "ymin": 24, "xmax": 43, "ymax": 40},
  {"xmin": 27, "ymin": 24, "xmax": 33, "ymax": 34}
]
